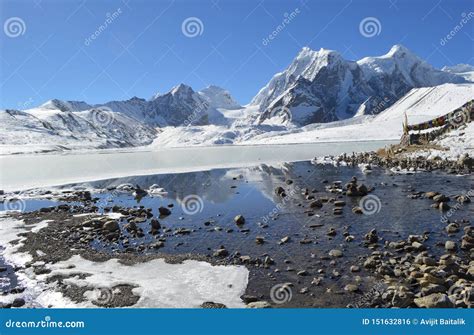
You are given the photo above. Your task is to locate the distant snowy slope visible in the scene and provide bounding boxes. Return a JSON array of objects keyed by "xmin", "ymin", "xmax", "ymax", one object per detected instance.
[
  {"xmin": 442, "ymin": 64, "xmax": 474, "ymax": 82},
  {"xmin": 371, "ymin": 83, "xmax": 474, "ymax": 124},
  {"xmin": 28, "ymin": 84, "xmax": 241, "ymax": 128},
  {"xmin": 244, "ymin": 83, "xmax": 474, "ymax": 145},
  {"xmin": 0, "ymin": 106, "xmax": 157, "ymax": 155}
]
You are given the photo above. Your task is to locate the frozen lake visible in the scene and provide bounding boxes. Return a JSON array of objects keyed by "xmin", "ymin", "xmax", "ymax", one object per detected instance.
[{"xmin": 0, "ymin": 141, "xmax": 396, "ymax": 191}]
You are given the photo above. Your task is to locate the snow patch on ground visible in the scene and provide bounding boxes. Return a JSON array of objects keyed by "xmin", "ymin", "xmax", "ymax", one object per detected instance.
[
  {"xmin": 404, "ymin": 123, "xmax": 474, "ymax": 160},
  {"xmin": 0, "ymin": 215, "xmax": 249, "ymax": 308},
  {"xmin": 39, "ymin": 255, "xmax": 249, "ymax": 308}
]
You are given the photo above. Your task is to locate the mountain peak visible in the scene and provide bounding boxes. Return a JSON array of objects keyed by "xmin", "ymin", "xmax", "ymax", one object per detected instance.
[
  {"xmin": 253, "ymin": 44, "xmax": 468, "ymax": 126},
  {"xmin": 296, "ymin": 46, "xmax": 342, "ymax": 60},
  {"xmin": 385, "ymin": 44, "xmax": 417, "ymax": 59},
  {"xmin": 171, "ymin": 83, "xmax": 194, "ymax": 95},
  {"xmin": 199, "ymin": 85, "xmax": 241, "ymax": 109},
  {"xmin": 204, "ymin": 85, "xmax": 226, "ymax": 91}
]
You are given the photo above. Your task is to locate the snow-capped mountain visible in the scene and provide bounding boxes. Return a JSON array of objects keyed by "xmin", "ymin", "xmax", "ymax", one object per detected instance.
[
  {"xmin": 34, "ymin": 84, "xmax": 237, "ymax": 128},
  {"xmin": 442, "ymin": 64, "xmax": 474, "ymax": 82},
  {"xmin": 198, "ymin": 85, "xmax": 241, "ymax": 110},
  {"xmin": 146, "ymin": 84, "xmax": 214, "ymax": 126},
  {"xmin": 252, "ymin": 45, "xmax": 467, "ymax": 126},
  {"xmin": 245, "ymin": 83, "xmax": 474, "ymax": 146},
  {"xmin": 2, "ymin": 44, "xmax": 472, "ymax": 155},
  {"xmin": 0, "ymin": 105, "xmax": 157, "ymax": 154}
]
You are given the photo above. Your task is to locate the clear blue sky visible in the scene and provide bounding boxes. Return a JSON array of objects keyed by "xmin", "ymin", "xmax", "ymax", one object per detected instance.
[{"xmin": 1, "ymin": 0, "xmax": 473, "ymax": 109}]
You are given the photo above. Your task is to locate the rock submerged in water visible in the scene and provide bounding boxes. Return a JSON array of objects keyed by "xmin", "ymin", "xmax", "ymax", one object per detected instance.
[
  {"xmin": 329, "ymin": 249, "xmax": 343, "ymax": 258},
  {"xmin": 158, "ymin": 207, "xmax": 171, "ymax": 216},
  {"xmin": 445, "ymin": 240, "xmax": 457, "ymax": 251},
  {"xmin": 438, "ymin": 202, "xmax": 450, "ymax": 211},
  {"xmin": 352, "ymin": 206, "xmax": 363, "ymax": 214},
  {"xmin": 327, "ymin": 228, "xmax": 337, "ymax": 236},
  {"xmin": 445, "ymin": 223, "xmax": 459, "ymax": 234},
  {"xmin": 365, "ymin": 229, "xmax": 378, "ymax": 244},
  {"xmin": 344, "ymin": 284, "xmax": 359, "ymax": 292},
  {"xmin": 234, "ymin": 215, "xmax": 245, "ymax": 225},
  {"xmin": 150, "ymin": 218, "xmax": 161, "ymax": 230},
  {"xmin": 280, "ymin": 236, "xmax": 290, "ymax": 244},
  {"xmin": 424, "ymin": 191, "xmax": 438, "ymax": 199},
  {"xmin": 433, "ymin": 194, "xmax": 449, "ymax": 203},
  {"xmin": 213, "ymin": 247, "xmax": 229, "ymax": 257},
  {"xmin": 310, "ymin": 200, "xmax": 323, "ymax": 208}
]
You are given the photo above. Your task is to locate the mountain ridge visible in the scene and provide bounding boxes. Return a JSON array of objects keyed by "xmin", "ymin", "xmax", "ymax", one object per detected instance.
[{"xmin": 252, "ymin": 44, "xmax": 468, "ymax": 126}]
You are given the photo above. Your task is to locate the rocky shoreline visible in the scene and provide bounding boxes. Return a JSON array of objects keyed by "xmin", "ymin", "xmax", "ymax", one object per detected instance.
[
  {"xmin": 322, "ymin": 150, "xmax": 473, "ymax": 175},
  {"xmin": 0, "ymin": 155, "xmax": 472, "ymax": 309}
]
